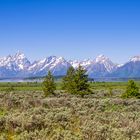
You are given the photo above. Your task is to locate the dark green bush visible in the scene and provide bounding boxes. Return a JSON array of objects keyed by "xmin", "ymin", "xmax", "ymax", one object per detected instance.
[
  {"xmin": 5, "ymin": 86, "xmax": 15, "ymax": 93},
  {"xmin": 122, "ymin": 80, "xmax": 140, "ymax": 98}
]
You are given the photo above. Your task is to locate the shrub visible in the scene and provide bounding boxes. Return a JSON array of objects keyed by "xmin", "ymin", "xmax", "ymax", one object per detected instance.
[
  {"xmin": 107, "ymin": 87, "xmax": 113, "ymax": 97},
  {"xmin": 0, "ymin": 91, "xmax": 140, "ymax": 139},
  {"xmin": 5, "ymin": 86, "xmax": 15, "ymax": 93},
  {"xmin": 122, "ymin": 80, "xmax": 140, "ymax": 98},
  {"xmin": 42, "ymin": 71, "xmax": 56, "ymax": 97}
]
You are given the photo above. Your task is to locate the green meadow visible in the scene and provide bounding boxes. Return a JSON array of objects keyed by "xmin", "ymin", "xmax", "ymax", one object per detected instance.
[{"xmin": 0, "ymin": 81, "xmax": 140, "ymax": 91}]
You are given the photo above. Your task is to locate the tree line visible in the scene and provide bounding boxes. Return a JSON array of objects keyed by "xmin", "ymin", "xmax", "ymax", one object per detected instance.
[
  {"xmin": 43, "ymin": 66, "xmax": 92, "ymax": 97},
  {"xmin": 43, "ymin": 66, "xmax": 140, "ymax": 99}
]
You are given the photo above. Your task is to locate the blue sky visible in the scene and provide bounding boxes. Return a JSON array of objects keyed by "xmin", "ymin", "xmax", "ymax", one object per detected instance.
[{"xmin": 0, "ymin": 0, "xmax": 140, "ymax": 63}]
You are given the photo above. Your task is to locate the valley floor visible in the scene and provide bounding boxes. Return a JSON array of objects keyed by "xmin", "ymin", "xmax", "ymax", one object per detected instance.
[{"xmin": 0, "ymin": 88, "xmax": 140, "ymax": 139}]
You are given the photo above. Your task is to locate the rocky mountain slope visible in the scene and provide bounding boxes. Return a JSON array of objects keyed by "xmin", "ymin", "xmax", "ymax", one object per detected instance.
[{"xmin": 0, "ymin": 52, "xmax": 140, "ymax": 78}]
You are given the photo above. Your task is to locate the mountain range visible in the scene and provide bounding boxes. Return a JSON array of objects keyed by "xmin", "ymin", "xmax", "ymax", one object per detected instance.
[{"xmin": 0, "ymin": 52, "xmax": 140, "ymax": 78}]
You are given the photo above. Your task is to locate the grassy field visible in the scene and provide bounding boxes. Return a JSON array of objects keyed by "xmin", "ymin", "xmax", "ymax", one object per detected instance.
[
  {"xmin": 0, "ymin": 81, "xmax": 62, "ymax": 91},
  {"xmin": 0, "ymin": 81, "xmax": 140, "ymax": 91},
  {"xmin": 0, "ymin": 81, "xmax": 139, "ymax": 139}
]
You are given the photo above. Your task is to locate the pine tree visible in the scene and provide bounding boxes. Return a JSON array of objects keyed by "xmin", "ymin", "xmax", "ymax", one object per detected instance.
[
  {"xmin": 42, "ymin": 71, "xmax": 56, "ymax": 97},
  {"xmin": 122, "ymin": 80, "xmax": 140, "ymax": 98},
  {"xmin": 62, "ymin": 66, "xmax": 75, "ymax": 93},
  {"xmin": 62, "ymin": 65, "xmax": 91, "ymax": 97},
  {"xmin": 73, "ymin": 65, "xmax": 91, "ymax": 97}
]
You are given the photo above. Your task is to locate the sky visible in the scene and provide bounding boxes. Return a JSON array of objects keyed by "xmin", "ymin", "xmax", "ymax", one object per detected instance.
[{"xmin": 0, "ymin": 0, "xmax": 140, "ymax": 64}]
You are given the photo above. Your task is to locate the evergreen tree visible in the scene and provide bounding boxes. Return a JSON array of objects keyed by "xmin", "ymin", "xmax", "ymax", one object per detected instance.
[
  {"xmin": 62, "ymin": 66, "xmax": 75, "ymax": 93},
  {"xmin": 63, "ymin": 65, "xmax": 91, "ymax": 97},
  {"xmin": 42, "ymin": 71, "xmax": 56, "ymax": 97},
  {"xmin": 73, "ymin": 65, "xmax": 91, "ymax": 97},
  {"xmin": 122, "ymin": 80, "xmax": 140, "ymax": 98}
]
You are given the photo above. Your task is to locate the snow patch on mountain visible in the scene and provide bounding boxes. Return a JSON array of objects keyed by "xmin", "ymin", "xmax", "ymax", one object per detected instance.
[
  {"xmin": 69, "ymin": 59, "xmax": 93, "ymax": 69},
  {"xmin": 28, "ymin": 56, "xmax": 71, "ymax": 76},
  {"xmin": 129, "ymin": 56, "xmax": 140, "ymax": 62},
  {"xmin": 0, "ymin": 52, "xmax": 140, "ymax": 78},
  {"xmin": 94, "ymin": 55, "xmax": 117, "ymax": 72}
]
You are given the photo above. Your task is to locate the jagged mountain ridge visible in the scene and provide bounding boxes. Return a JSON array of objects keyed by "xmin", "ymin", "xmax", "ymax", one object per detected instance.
[
  {"xmin": 69, "ymin": 55, "xmax": 117, "ymax": 78},
  {"xmin": 0, "ymin": 52, "xmax": 140, "ymax": 78},
  {"xmin": 108, "ymin": 56, "xmax": 140, "ymax": 78},
  {"xmin": 86, "ymin": 55, "xmax": 118, "ymax": 78},
  {"xmin": 0, "ymin": 52, "xmax": 31, "ymax": 77},
  {"xmin": 28, "ymin": 56, "xmax": 71, "ymax": 76}
]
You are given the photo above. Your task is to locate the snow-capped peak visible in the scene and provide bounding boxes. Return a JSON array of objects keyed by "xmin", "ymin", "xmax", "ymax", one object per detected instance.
[
  {"xmin": 95, "ymin": 54, "xmax": 109, "ymax": 63},
  {"xmin": 69, "ymin": 59, "xmax": 93, "ymax": 69},
  {"xmin": 130, "ymin": 56, "xmax": 140, "ymax": 62},
  {"xmin": 14, "ymin": 51, "xmax": 26, "ymax": 59},
  {"xmin": 1, "ymin": 51, "xmax": 140, "ymax": 79},
  {"xmin": 69, "ymin": 60, "xmax": 80, "ymax": 68},
  {"xmin": 0, "ymin": 52, "xmax": 30, "ymax": 71},
  {"xmin": 28, "ymin": 55, "xmax": 71, "ymax": 76},
  {"xmin": 92, "ymin": 55, "xmax": 117, "ymax": 72}
]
